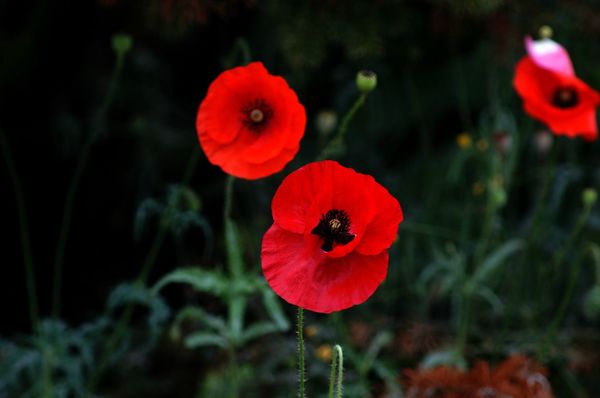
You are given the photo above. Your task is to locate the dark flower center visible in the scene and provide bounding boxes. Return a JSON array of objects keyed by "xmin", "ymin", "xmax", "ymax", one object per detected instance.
[
  {"xmin": 551, "ymin": 86, "xmax": 579, "ymax": 109},
  {"xmin": 311, "ymin": 209, "xmax": 355, "ymax": 252},
  {"xmin": 242, "ymin": 99, "xmax": 274, "ymax": 132}
]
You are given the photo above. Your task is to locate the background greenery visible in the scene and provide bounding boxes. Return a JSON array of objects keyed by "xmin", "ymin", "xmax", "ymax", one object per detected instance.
[{"xmin": 1, "ymin": 0, "xmax": 600, "ymax": 397}]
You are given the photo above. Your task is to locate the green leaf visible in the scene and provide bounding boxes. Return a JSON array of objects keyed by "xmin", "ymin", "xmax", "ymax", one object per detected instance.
[
  {"xmin": 420, "ymin": 348, "xmax": 467, "ymax": 370},
  {"xmin": 261, "ymin": 288, "xmax": 290, "ymax": 331},
  {"xmin": 240, "ymin": 321, "xmax": 280, "ymax": 343},
  {"xmin": 225, "ymin": 218, "xmax": 244, "ymax": 278},
  {"xmin": 472, "ymin": 239, "xmax": 523, "ymax": 285},
  {"xmin": 173, "ymin": 306, "xmax": 227, "ymax": 334},
  {"xmin": 152, "ymin": 267, "xmax": 227, "ymax": 296},
  {"xmin": 475, "ymin": 286, "xmax": 503, "ymax": 314},
  {"xmin": 228, "ymin": 297, "xmax": 246, "ymax": 345},
  {"xmin": 184, "ymin": 332, "xmax": 229, "ymax": 349}
]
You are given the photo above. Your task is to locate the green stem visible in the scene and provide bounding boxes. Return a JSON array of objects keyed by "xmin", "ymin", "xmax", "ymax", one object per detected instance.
[
  {"xmin": 86, "ymin": 149, "xmax": 199, "ymax": 394},
  {"xmin": 318, "ymin": 93, "xmax": 367, "ymax": 160},
  {"xmin": 456, "ymin": 286, "xmax": 473, "ymax": 356},
  {"xmin": 328, "ymin": 345, "xmax": 337, "ymax": 398},
  {"xmin": 0, "ymin": 129, "xmax": 39, "ymax": 332},
  {"xmin": 297, "ymin": 307, "xmax": 306, "ymax": 398},
  {"xmin": 52, "ymin": 47, "xmax": 128, "ymax": 318},
  {"xmin": 552, "ymin": 206, "xmax": 591, "ymax": 272},
  {"xmin": 538, "ymin": 206, "xmax": 593, "ymax": 359},
  {"xmin": 329, "ymin": 344, "xmax": 344, "ymax": 398}
]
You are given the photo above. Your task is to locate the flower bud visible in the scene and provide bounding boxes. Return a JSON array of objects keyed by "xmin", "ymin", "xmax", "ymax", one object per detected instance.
[
  {"xmin": 356, "ymin": 70, "xmax": 377, "ymax": 93},
  {"xmin": 315, "ymin": 344, "xmax": 332, "ymax": 362},
  {"xmin": 539, "ymin": 25, "xmax": 553, "ymax": 39},
  {"xmin": 534, "ymin": 130, "xmax": 553, "ymax": 155},
  {"xmin": 112, "ymin": 33, "xmax": 133, "ymax": 55},
  {"xmin": 490, "ymin": 185, "xmax": 507, "ymax": 208},
  {"xmin": 492, "ymin": 131, "xmax": 512, "ymax": 156},
  {"xmin": 456, "ymin": 132, "xmax": 472, "ymax": 149},
  {"xmin": 582, "ymin": 188, "xmax": 598, "ymax": 207},
  {"xmin": 315, "ymin": 110, "xmax": 338, "ymax": 136},
  {"xmin": 476, "ymin": 139, "xmax": 489, "ymax": 152}
]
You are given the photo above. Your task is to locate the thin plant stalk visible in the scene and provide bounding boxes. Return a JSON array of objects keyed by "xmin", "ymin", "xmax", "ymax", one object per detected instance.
[
  {"xmin": 318, "ymin": 93, "xmax": 367, "ymax": 160},
  {"xmin": 86, "ymin": 149, "xmax": 199, "ymax": 394},
  {"xmin": 52, "ymin": 44, "xmax": 128, "ymax": 318},
  {"xmin": 328, "ymin": 344, "xmax": 344, "ymax": 398},
  {"xmin": 538, "ymin": 204, "xmax": 593, "ymax": 359},
  {"xmin": 297, "ymin": 307, "xmax": 306, "ymax": 398},
  {"xmin": 0, "ymin": 129, "xmax": 39, "ymax": 333}
]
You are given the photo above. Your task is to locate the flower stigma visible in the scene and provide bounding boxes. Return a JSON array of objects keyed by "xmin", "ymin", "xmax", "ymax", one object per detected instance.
[
  {"xmin": 311, "ymin": 209, "xmax": 355, "ymax": 252},
  {"xmin": 552, "ymin": 86, "xmax": 579, "ymax": 109},
  {"xmin": 242, "ymin": 99, "xmax": 273, "ymax": 132}
]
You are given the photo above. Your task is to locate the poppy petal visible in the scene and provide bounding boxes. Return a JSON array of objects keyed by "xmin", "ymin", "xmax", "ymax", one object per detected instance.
[
  {"xmin": 356, "ymin": 182, "xmax": 403, "ymax": 255},
  {"xmin": 261, "ymin": 224, "xmax": 389, "ymax": 313},
  {"xmin": 196, "ymin": 62, "xmax": 306, "ymax": 179},
  {"xmin": 525, "ymin": 36, "xmax": 574, "ymax": 76}
]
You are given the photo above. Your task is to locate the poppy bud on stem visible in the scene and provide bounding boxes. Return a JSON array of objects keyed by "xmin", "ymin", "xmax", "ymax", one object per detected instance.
[
  {"xmin": 328, "ymin": 345, "xmax": 344, "ymax": 398},
  {"xmin": 356, "ymin": 70, "xmax": 377, "ymax": 93},
  {"xmin": 112, "ymin": 34, "xmax": 133, "ymax": 56},
  {"xmin": 538, "ymin": 25, "xmax": 553, "ymax": 39},
  {"xmin": 318, "ymin": 71, "xmax": 377, "ymax": 160}
]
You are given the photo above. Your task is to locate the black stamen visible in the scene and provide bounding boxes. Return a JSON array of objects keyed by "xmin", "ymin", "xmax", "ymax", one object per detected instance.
[
  {"xmin": 311, "ymin": 209, "xmax": 355, "ymax": 252},
  {"xmin": 551, "ymin": 86, "xmax": 579, "ymax": 109}
]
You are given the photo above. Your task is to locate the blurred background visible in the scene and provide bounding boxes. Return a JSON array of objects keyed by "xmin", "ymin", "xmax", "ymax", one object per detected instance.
[{"xmin": 1, "ymin": 0, "xmax": 600, "ymax": 397}]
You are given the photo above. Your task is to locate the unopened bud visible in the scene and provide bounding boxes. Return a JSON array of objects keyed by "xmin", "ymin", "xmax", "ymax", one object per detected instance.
[
  {"xmin": 492, "ymin": 131, "xmax": 512, "ymax": 156},
  {"xmin": 315, "ymin": 110, "xmax": 337, "ymax": 136},
  {"xmin": 539, "ymin": 25, "xmax": 553, "ymax": 40},
  {"xmin": 534, "ymin": 130, "xmax": 553, "ymax": 155},
  {"xmin": 582, "ymin": 188, "xmax": 597, "ymax": 207},
  {"xmin": 356, "ymin": 70, "xmax": 377, "ymax": 93},
  {"xmin": 456, "ymin": 132, "xmax": 472, "ymax": 149},
  {"xmin": 112, "ymin": 34, "xmax": 133, "ymax": 55}
]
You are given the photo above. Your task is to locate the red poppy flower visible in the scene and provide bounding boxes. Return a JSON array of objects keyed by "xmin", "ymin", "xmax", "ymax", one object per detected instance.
[
  {"xmin": 196, "ymin": 62, "xmax": 306, "ymax": 179},
  {"xmin": 261, "ymin": 160, "xmax": 403, "ymax": 313},
  {"xmin": 513, "ymin": 36, "xmax": 600, "ymax": 141}
]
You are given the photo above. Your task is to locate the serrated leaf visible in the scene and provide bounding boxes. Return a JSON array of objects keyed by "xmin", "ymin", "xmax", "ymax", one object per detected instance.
[{"xmin": 152, "ymin": 267, "xmax": 227, "ymax": 296}]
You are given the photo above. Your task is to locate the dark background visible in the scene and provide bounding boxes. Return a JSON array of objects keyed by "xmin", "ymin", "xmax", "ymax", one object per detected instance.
[{"xmin": 1, "ymin": 0, "xmax": 600, "ymax": 396}]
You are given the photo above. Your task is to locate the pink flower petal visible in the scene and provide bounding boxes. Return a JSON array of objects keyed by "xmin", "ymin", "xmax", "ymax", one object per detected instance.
[{"xmin": 525, "ymin": 36, "xmax": 574, "ymax": 76}]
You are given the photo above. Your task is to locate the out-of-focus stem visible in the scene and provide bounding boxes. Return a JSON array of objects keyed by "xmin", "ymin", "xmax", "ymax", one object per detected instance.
[
  {"xmin": 52, "ymin": 46, "xmax": 127, "ymax": 318},
  {"xmin": 0, "ymin": 129, "xmax": 39, "ymax": 333},
  {"xmin": 318, "ymin": 93, "xmax": 367, "ymax": 160}
]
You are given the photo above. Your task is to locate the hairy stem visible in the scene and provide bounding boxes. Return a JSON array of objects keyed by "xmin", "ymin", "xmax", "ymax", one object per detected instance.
[
  {"xmin": 329, "ymin": 344, "xmax": 344, "ymax": 398},
  {"xmin": 297, "ymin": 307, "xmax": 306, "ymax": 398}
]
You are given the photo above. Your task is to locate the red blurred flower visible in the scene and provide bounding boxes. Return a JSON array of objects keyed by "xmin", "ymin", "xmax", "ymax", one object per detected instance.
[
  {"xmin": 196, "ymin": 62, "xmax": 306, "ymax": 179},
  {"xmin": 261, "ymin": 160, "xmax": 403, "ymax": 313},
  {"xmin": 402, "ymin": 355, "xmax": 554, "ymax": 398},
  {"xmin": 513, "ymin": 36, "xmax": 600, "ymax": 141}
]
